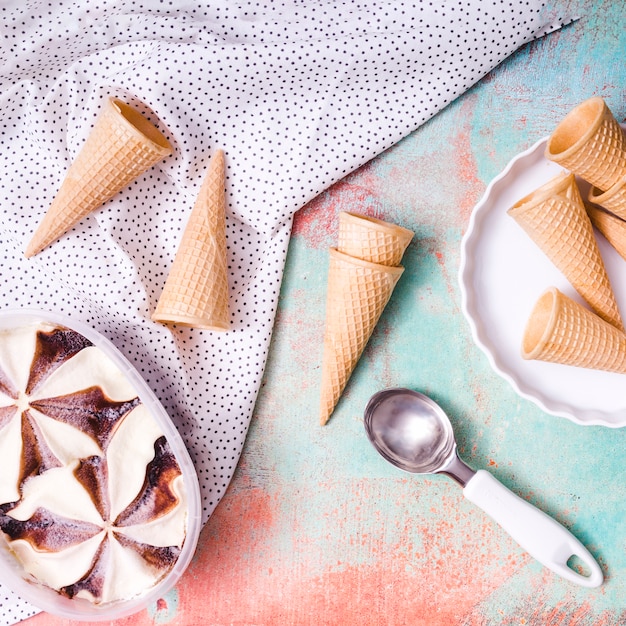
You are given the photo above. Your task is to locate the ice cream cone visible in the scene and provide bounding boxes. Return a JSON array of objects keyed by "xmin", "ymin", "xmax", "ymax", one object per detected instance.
[
  {"xmin": 337, "ymin": 211, "xmax": 414, "ymax": 266},
  {"xmin": 508, "ymin": 171, "xmax": 623, "ymax": 330},
  {"xmin": 152, "ymin": 150, "xmax": 230, "ymax": 330},
  {"xmin": 545, "ymin": 96, "xmax": 626, "ymax": 192},
  {"xmin": 522, "ymin": 287, "xmax": 626, "ymax": 374},
  {"xmin": 587, "ymin": 204, "xmax": 626, "ymax": 262},
  {"xmin": 588, "ymin": 176, "xmax": 626, "ymax": 220},
  {"xmin": 320, "ymin": 249, "xmax": 404, "ymax": 425},
  {"xmin": 25, "ymin": 98, "xmax": 172, "ymax": 257}
]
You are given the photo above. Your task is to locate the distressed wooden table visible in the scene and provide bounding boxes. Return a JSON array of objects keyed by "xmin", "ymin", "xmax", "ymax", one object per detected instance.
[{"xmin": 25, "ymin": 1, "xmax": 626, "ymax": 624}]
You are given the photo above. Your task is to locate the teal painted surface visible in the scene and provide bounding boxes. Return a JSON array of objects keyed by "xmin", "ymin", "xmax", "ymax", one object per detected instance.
[{"xmin": 146, "ymin": 588, "xmax": 179, "ymax": 624}]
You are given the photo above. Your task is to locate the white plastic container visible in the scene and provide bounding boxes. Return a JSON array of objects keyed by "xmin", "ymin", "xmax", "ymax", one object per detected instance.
[{"xmin": 0, "ymin": 309, "xmax": 202, "ymax": 621}]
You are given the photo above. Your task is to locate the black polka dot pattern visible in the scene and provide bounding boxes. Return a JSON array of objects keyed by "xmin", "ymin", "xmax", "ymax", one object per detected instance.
[
  {"xmin": 0, "ymin": 1, "xmax": 569, "ymax": 620},
  {"xmin": 0, "ymin": 587, "xmax": 38, "ymax": 626}
]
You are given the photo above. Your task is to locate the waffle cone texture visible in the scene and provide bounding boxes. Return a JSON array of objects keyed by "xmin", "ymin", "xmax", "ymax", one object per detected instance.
[
  {"xmin": 545, "ymin": 96, "xmax": 626, "ymax": 192},
  {"xmin": 26, "ymin": 98, "xmax": 172, "ymax": 257},
  {"xmin": 152, "ymin": 150, "xmax": 230, "ymax": 330},
  {"xmin": 589, "ymin": 177, "xmax": 626, "ymax": 220},
  {"xmin": 522, "ymin": 287, "xmax": 626, "ymax": 374},
  {"xmin": 508, "ymin": 172, "xmax": 623, "ymax": 330},
  {"xmin": 587, "ymin": 204, "xmax": 626, "ymax": 262},
  {"xmin": 337, "ymin": 211, "xmax": 413, "ymax": 266},
  {"xmin": 320, "ymin": 249, "xmax": 404, "ymax": 425}
]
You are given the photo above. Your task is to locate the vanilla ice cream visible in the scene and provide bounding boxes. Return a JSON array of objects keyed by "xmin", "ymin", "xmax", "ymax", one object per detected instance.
[{"xmin": 0, "ymin": 320, "xmax": 189, "ymax": 606}]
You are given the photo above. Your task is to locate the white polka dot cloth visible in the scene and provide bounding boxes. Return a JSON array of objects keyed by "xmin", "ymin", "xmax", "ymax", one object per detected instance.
[{"xmin": 0, "ymin": 1, "xmax": 572, "ymax": 621}]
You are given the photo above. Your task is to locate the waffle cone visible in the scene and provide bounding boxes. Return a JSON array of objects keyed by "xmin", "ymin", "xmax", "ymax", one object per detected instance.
[
  {"xmin": 337, "ymin": 211, "xmax": 414, "ymax": 266},
  {"xmin": 26, "ymin": 98, "xmax": 172, "ymax": 257},
  {"xmin": 320, "ymin": 249, "xmax": 404, "ymax": 425},
  {"xmin": 545, "ymin": 97, "xmax": 626, "ymax": 192},
  {"xmin": 522, "ymin": 287, "xmax": 626, "ymax": 374},
  {"xmin": 589, "ymin": 177, "xmax": 626, "ymax": 220},
  {"xmin": 508, "ymin": 172, "xmax": 623, "ymax": 330},
  {"xmin": 587, "ymin": 204, "xmax": 626, "ymax": 262},
  {"xmin": 152, "ymin": 150, "xmax": 229, "ymax": 330}
]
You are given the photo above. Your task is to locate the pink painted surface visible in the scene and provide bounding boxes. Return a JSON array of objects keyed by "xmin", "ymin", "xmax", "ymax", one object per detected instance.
[{"xmin": 23, "ymin": 4, "xmax": 626, "ymax": 624}]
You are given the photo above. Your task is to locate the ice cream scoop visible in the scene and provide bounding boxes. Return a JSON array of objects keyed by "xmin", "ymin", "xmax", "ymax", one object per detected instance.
[{"xmin": 363, "ymin": 388, "xmax": 603, "ymax": 588}]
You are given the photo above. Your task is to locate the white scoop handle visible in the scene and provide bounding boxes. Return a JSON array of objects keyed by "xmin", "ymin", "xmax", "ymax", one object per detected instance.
[{"xmin": 463, "ymin": 470, "xmax": 603, "ymax": 587}]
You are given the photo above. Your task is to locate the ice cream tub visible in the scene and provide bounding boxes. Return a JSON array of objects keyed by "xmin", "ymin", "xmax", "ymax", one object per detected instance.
[{"xmin": 0, "ymin": 309, "xmax": 202, "ymax": 621}]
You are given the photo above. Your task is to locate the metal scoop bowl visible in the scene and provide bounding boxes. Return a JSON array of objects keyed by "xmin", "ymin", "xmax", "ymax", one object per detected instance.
[{"xmin": 364, "ymin": 388, "xmax": 603, "ymax": 588}]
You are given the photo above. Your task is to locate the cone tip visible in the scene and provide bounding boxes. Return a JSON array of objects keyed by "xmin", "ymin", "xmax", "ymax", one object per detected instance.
[
  {"xmin": 211, "ymin": 149, "xmax": 225, "ymax": 169},
  {"xmin": 201, "ymin": 149, "xmax": 226, "ymax": 189},
  {"xmin": 24, "ymin": 237, "xmax": 41, "ymax": 258},
  {"xmin": 319, "ymin": 380, "xmax": 336, "ymax": 426}
]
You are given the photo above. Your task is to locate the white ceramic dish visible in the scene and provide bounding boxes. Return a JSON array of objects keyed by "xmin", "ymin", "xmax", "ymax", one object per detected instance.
[
  {"xmin": 0, "ymin": 309, "xmax": 202, "ymax": 620},
  {"xmin": 459, "ymin": 135, "xmax": 626, "ymax": 428}
]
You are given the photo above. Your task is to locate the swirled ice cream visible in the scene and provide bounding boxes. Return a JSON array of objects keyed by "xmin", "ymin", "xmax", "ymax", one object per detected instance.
[{"xmin": 0, "ymin": 321, "xmax": 188, "ymax": 605}]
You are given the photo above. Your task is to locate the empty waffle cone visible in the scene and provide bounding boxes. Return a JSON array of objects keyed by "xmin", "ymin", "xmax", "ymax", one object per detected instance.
[
  {"xmin": 522, "ymin": 287, "xmax": 626, "ymax": 374},
  {"xmin": 320, "ymin": 249, "xmax": 404, "ymax": 425},
  {"xmin": 508, "ymin": 171, "xmax": 623, "ymax": 330},
  {"xmin": 337, "ymin": 211, "xmax": 414, "ymax": 266},
  {"xmin": 26, "ymin": 98, "xmax": 172, "ymax": 257},
  {"xmin": 587, "ymin": 204, "xmax": 626, "ymax": 262},
  {"xmin": 152, "ymin": 150, "xmax": 229, "ymax": 330},
  {"xmin": 589, "ymin": 176, "xmax": 626, "ymax": 220},
  {"xmin": 545, "ymin": 96, "xmax": 626, "ymax": 192}
]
